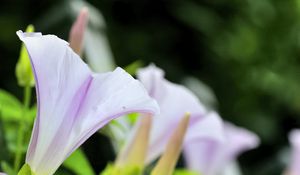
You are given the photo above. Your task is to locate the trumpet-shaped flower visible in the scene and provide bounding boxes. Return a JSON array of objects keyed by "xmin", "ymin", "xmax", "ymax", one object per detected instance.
[
  {"xmin": 118, "ymin": 65, "xmax": 224, "ymax": 165},
  {"xmin": 286, "ymin": 129, "xmax": 300, "ymax": 175},
  {"xmin": 184, "ymin": 122, "xmax": 260, "ymax": 175},
  {"xmin": 16, "ymin": 31, "xmax": 159, "ymax": 175}
]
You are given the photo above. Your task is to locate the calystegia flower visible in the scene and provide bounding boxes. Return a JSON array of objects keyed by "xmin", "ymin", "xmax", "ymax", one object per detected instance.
[
  {"xmin": 16, "ymin": 31, "xmax": 159, "ymax": 175},
  {"xmin": 117, "ymin": 65, "xmax": 224, "ymax": 168}
]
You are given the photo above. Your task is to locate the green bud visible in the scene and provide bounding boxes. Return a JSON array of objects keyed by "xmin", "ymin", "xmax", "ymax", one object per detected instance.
[{"xmin": 15, "ymin": 25, "xmax": 35, "ymax": 87}]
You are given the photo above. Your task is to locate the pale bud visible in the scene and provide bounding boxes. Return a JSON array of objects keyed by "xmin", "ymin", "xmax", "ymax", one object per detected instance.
[
  {"xmin": 151, "ymin": 113, "xmax": 190, "ymax": 175},
  {"xmin": 116, "ymin": 115, "xmax": 152, "ymax": 169},
  {"xmin": 69, "ymin": 7, "xmax": 89, "ymax": 55}
]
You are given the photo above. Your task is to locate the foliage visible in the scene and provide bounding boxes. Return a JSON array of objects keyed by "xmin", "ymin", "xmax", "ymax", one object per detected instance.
[
  {"xmin": 63, "ymin": 149, "xmax": 95, "ymax": 175},
  {"xmin": 1, "ymin": 0, "xmax": 300, "ymax": 174}
]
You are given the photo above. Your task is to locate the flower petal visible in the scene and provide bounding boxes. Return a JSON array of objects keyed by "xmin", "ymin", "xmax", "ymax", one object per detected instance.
[
  {"xmin": 17, "ymin": 31, "xmax": 159, "ymax": 175},
  {"xmin": 184, "ymin": 112, "xmax": 224, "ymax": 143},
  {"xmin": 183, "ymin": 112, "xmax": 224, "ymax": 174},
  {"xmin": 17, "ymin": 31, "xmax": 92, "ymax": 170},
  {"xmin": 288, "ymin": 129, "xmax": 300, "ymax": 174},
  {"xmin": 137, "ymin": 65, "xmax": 207, "ymax": 164},
  {"xmin": 184, "ymin": 122, "xmax": 259, "ymax": 175},
  {"xmin": 224, "ymin": 122, "xmax": 260, "ymax": 160}
]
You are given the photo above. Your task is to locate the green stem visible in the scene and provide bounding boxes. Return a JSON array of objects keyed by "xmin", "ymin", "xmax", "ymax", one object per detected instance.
[{"xmin": 14, "ymin": 86, "xmax": 32, "ymax": 172}]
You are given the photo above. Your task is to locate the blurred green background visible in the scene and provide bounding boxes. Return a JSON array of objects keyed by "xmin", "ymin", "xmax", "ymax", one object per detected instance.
[{"xmin": 1, "ymin": 0, "xmax": 300, "ymax": 174}]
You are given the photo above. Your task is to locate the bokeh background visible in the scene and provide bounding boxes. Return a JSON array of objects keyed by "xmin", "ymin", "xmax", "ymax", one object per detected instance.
[{"xmin": 1, "ymin": 0, "xmax": 300, "ymax": 174}]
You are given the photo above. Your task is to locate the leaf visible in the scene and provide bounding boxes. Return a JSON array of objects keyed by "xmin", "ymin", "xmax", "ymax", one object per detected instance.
[
  {"xmin": 124, "ymin": 61, "xmax": 144, "ymax": 76},
  {"xmin": 0, "ymin": 119, "xmax": 9, "ymax": 161},
  {"xmin": 0, "ymin": 89, "xmax": 36, "ymax": 123},
  {"xmin": 1, "ymin": 161, "xmax": 16, "ymax": 175},
  {"xmin": 63, "ymin": 149, "xmax": 95, "ymax": 175},
  {"xmin": 0, "ymin": 89, "xmax": 22, "ymax": 121},
  {"xmin": 17, "ymin": 164, "xmax": 34, "ymax": 175},
  {"xmin": 0, "ymin": 90, "xmax": 21, "ymax": 107}
]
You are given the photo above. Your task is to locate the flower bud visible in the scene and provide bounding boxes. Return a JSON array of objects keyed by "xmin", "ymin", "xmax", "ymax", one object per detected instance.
[
  {"xmin": 69, "ymin": 7, "xmax": 89, "ymax": 55},
  {"xmin": 151, "ymin": 113, "xmax": 190, "ymax": 175},
  {"xmin": 15, "ymin": 25, "xmax": 35, "ymax": 87},
  {"xmin": 116, "ymin": 115, "xmax": 152, "ymax": 170}
]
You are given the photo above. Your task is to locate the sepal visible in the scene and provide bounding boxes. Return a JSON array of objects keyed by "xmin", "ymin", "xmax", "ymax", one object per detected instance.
[
  {"xmin": 151, "ymin": 114, "xmax": 190, "ymax": 175},
  {"xmin": 100, "ymin": 163, "xmax": 141, "ymax": 175},
  {"xmin": 17, "ymin": 164, "xmax": 35, "ymax": 175}
]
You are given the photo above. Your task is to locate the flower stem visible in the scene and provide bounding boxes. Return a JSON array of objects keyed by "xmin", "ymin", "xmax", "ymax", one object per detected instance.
[{"xmin": 14, "ymin": 86, "xmax": 31, "ymax": 172}]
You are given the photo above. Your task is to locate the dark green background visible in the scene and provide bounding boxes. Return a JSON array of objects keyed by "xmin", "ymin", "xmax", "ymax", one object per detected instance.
[{"xmin": 1, "ymin": 0, "xmax": 300, "ymax": 174}]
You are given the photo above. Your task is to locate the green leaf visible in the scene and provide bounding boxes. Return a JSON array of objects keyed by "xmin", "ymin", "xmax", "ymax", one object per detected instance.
[
  {"xmin": 1, "ymin": 161, "xmax": 16, "ymax": 175},
  {"xmin": 0, "ymin": 89, "xmax": 22, "ymax": 121},
  {"xmin": 124, "ymin": 60, "xmax": 143, "ymax": 76},
  {"xmin": 0, "ymin": 89, "xmax": 36, "ymax": 154},
  {"xmin": 0, "ymin": 89, "xmax": 36, "ymax": 122},
  {"xmin": 0, "ymin": 89, "xmax": 21, "ymax": 107},
  {"xmin": 3, "ymin": 106, "xmax": 36, "ymax": 154},
  {"xmin": 0, "ymin": 119, "xmax": 9, "ymax": 161},
  {"xmin": 63, "ymin": 149, "xmax": 95, "ymax": 175},
  {"xmin": 17, "ymin": 164, "xmax": 35, "ymax": 175}
]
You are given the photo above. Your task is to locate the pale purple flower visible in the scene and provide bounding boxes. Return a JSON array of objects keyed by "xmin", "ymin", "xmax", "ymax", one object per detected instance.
[
  {"xmin": 287, "ymin": 129, "xmax": 300, "ymax": 175},
  {"xmin": 119, "ymin": 64, "xmax": 224, "ymax": 165},
  {"xmin": 0, "ymin": 173, "xmax": 7, "ymax": 175},
  {"xmin": 17, "ymin": 31, "xmax": 159, "ymax": 175},
  {"xmin": 184, "ymin": 122, "xmax": 260, "ymax": 175}
]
